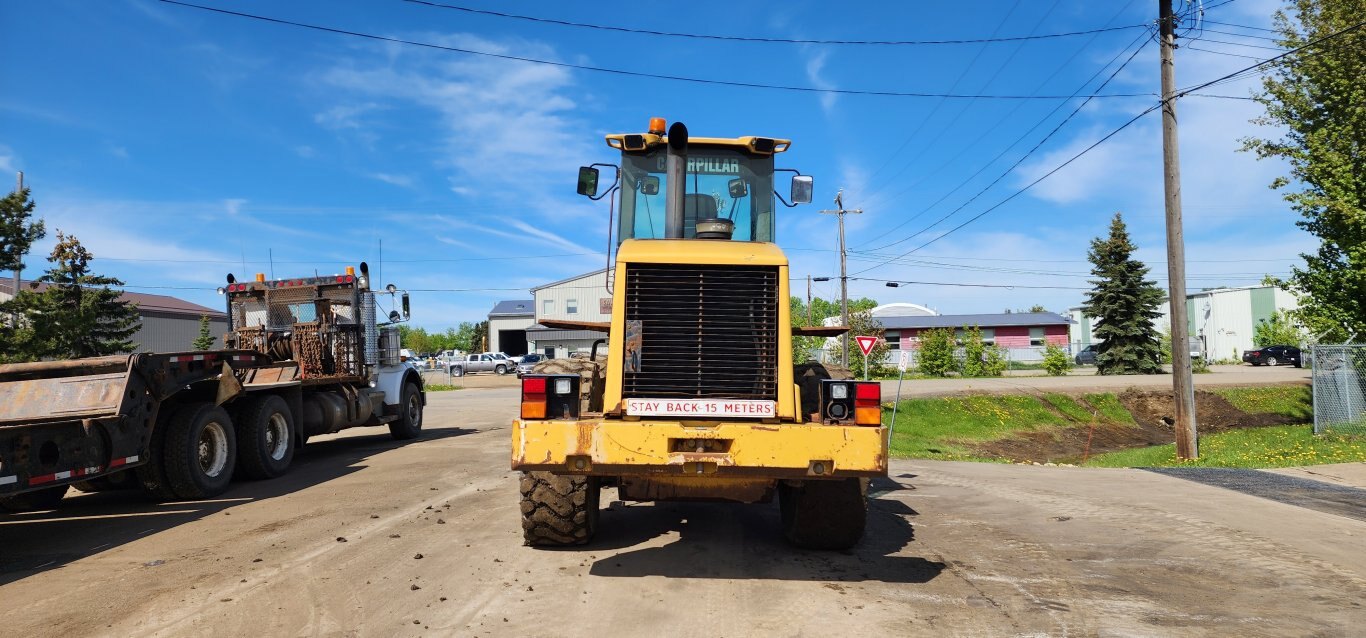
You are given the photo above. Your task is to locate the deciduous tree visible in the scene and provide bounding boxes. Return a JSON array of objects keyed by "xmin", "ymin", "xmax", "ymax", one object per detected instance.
[{"xmin": 1242, "ymin": 0, "xmax": 1366, "ymax": 341}]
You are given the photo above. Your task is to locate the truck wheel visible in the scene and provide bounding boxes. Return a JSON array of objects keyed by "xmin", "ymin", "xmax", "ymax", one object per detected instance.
[
  {"xmin": 0, "ymin": 485, "xmax": 68, "ymax": 512},
  {"xmin": 388, "ymin": 383, "xmax": 423, "ymax": 440},
  {"xmin": 495, "ymin": 364, "xmax": 508, "ymax": 375},
  {"xmin": 451, "ymin": 366, "xmax": 465, "ymax": 377},
  {"xmin": 779, "ymin": 478, "xmax": 867, "ymax": 550},
  {"xmin": 520, "ymin": 471, "xmax": 599, "ymax": 546},
  {"xmin": 234, "ymin": 395, "xmax": 295, "ymax": 480},
  {"xmin": 163, "ymin": 403, "xmax": 237, "ymax": 500}
]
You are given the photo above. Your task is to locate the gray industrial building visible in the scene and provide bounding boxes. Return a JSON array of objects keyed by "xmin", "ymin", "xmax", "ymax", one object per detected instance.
[{"xmin": 0, "ymin": 279, "xmax": 227, "ymax": 353}]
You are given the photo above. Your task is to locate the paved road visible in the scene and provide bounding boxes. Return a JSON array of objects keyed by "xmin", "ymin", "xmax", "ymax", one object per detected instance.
[{"xmin": 2, "ymin": 388, "xmax": 1361, "ymax": 637}]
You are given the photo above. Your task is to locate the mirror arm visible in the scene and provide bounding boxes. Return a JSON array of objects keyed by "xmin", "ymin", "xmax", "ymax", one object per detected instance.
[
  {"xmin": 774, "ymin": 168, "xmax": 804, "ymax": 208},
  {"xmin": 587, "ymin": 163, "xmax": 621, "ymax": 201},
  {"xmin": 774, "ymin": 189, "xmax": 798, "ymax": 208}
]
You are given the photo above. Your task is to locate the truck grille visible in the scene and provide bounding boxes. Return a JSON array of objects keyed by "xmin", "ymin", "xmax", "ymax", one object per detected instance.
[{"xmin": 622, "ymin": 264, "xmax": 780, "ymax": 400}]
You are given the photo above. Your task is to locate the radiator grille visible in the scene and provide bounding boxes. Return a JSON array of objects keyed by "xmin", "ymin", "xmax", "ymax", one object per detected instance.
[{"xmin": 623, "ymin": 264, "xmax": 780, "ymax": 400}]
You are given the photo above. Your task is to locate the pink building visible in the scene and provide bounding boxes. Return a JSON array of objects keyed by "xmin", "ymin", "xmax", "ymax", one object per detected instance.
[{"xmin": 880, "ymin": 312, "xmax": 1072, "ymax": 351}]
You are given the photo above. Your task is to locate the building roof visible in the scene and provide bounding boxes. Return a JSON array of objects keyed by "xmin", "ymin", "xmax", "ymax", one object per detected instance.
[
  {"xmin": 879, "ymin": 312, "xmax": 1071, "ymax": 330},
  {"xmin": 0, "ymin": 279, "xmax": 226, "ymax": 318},
  {"xmin": 488, "ymin": 299, "xmax": 535, "ymax": 317},
  {"xmin": 530, "ymin": 268, "xmax": 609, "ymax": 293}
]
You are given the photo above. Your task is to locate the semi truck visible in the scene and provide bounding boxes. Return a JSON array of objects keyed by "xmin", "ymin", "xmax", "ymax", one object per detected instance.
[
  {"xmin": 0, "ymin": 262, "xmax": 425, "ymax": 511},
  {"xmin": 512, "ymin": 118, "xmax": 888, "ymax": 549}
]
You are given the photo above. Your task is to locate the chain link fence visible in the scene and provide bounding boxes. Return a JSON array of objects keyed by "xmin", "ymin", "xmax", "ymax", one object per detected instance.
[{"xmin": 1311, "ymin": 344, "xmax": 1366, "ymax": 435}]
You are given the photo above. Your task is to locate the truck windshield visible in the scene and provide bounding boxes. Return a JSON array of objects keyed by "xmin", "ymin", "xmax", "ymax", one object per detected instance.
[{"xmin": 618, "ymin": 146, "xmax": 775, "ymax": 243}]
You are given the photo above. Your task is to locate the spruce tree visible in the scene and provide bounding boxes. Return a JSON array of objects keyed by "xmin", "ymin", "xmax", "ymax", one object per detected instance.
[
  {"xmin": 193, "ymin": 314, "xmax": 217, "ymax": 350},
  {"xmin": 30, "ymin": 232, "xmax": 141, "ymax": 358},
  {"xmin": 1081, "ymin": 213, "xmax": 1164, "ymax": 375},
  {"xmin": 0, "ymin": 187, "xmax": 46, "ymax": 361}
]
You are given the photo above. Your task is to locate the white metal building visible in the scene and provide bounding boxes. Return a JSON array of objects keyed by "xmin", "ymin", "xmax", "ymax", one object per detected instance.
[
  {"xmin": 487, "ymin": 299, "xmax": 534, "ymax": 356},
  {"xmin": 1069, "ymin": 284, "xmax": 1300, "ymax": 362},
  {"xmin": 526, "ymin": 269, "xmax": 611, "ymax": 358}
]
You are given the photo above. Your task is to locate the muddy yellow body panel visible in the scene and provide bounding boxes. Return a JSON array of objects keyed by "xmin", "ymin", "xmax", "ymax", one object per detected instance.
[{"xmin": 512, "ymin": 418, "xmax": 888, "ymax": 479}]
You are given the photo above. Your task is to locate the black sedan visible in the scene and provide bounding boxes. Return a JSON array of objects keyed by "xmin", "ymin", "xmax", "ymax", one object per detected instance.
[{"xmin": 1243, "ymin": 345, "xmax": 1302, "ymax": 367}]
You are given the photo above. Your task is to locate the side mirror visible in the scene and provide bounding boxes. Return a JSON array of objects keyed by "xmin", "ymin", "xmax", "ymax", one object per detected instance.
[
  {"xmin": 576, "ymin": 166, "xmax": 599, "ymax": 197},
  {"xmin": 401, "ymin": 293, "xmax": 410, "ymax": 319},
  {"xmin": 640, "ymin": 175, "xmax": 660, "ymax": 196},
  {"xmin": 728, "ymin": 178, "xmax": 748, "ymax": 198},
  {"xmin": 388, "ymin": 310, "xmax": 402, "ymax": 323},
  {"xmin": 791, "ymin": 175, "xmax": 813, "ymax": 205}
]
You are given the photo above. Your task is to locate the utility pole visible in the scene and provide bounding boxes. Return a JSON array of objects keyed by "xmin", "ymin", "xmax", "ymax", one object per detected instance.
[
  {"xmin": 1160, "ymin": 0, "xmax": 1198, "ymax": 459},
  {"xmin": 819, "ymin": 190, "xmax": 862, "ymax": 366},
  {"xmin": 806, "ymin": 274, "xmax": 812, "ymax": 325}
]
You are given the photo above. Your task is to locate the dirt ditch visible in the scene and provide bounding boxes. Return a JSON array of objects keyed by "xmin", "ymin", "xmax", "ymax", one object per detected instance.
[{"xmin": 968, "ymin": 389, "xmax": 1304, "ymax": 464}]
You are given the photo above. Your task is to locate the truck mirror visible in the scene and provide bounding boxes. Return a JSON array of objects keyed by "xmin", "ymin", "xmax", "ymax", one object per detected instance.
[
  {"xmin": 389, "ymin": 310, "xmax": 401, "ymax": 323},
  {"xmin": 402, "ymin": 293, "xmax": 410, "ymax": 319},
  {"xmin": 791, "ymin": 175, "xmax": 813, "ymax": 205},
  {"xmin": 576, "ymin": 166, "xmax": 599, "ymax": 197},
  {"xmin": 640, "ymin": 175, "xmax": 659, "ymax": 196},
  {"xmin": 728, "ymin": 178, "xmax": 748, "ymax": 198}
]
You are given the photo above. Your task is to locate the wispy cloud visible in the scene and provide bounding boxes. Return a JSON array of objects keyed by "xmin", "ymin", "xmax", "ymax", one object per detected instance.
[
  {"xmin": 803, "ymin": 49, "xmax": 838, "ymax": 115},
  {"xmin": 370, "ymin": 172, "xmax": 415, "ymax": 188},
  {"xmin": 314, "ymin": 102, "xmax": 384, "ymax": 131},
  {"xmin": 0, "ymin": 145, "xmax": 15, "ymax": 173}
]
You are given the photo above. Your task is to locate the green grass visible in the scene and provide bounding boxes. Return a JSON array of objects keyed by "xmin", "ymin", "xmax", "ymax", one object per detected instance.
[
  {"xmin": 1084, "ymin": 425, "xmax": 1366, "ymax": 468},
  {"xmin": 1042, "ymin": 393, "xmax": 1093, "ymax": 423},
  {"xmin": 888, "ymin": 394, "xmax": 1088, "ymax": 460},
  {"xmin": 424, "ymin": 384, "xmax": 463, "ymax": 392},
  {"xmin": 1083, "ymin": 393, "xmax": 1137, "ymax": 425},
  {"xmin": 1210, "ymin": 385, "xmax": 1312, "ymax": 421}
]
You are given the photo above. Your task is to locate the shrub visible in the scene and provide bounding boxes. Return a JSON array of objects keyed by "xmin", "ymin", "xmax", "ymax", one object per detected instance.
[
  {"xmin": 961, "ymin": 326, "xmax": 985, "ymax": 377},
  {"xmin": 917, "ymin": 328, "xmax": 956, "ymax": 377},
  {"xmin": 1042, "ymin": 343, "xmax": 1072, "ymax": 376},
  {"xmin": 981, "ymin": 345, "xmax": 1007, "ymax": 377}
]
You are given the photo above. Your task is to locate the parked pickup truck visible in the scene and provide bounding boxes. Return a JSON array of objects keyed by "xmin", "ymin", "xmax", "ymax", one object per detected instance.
[{"xmin": 448, "ymin": 353, "xmax": 512, "ymax": 376}]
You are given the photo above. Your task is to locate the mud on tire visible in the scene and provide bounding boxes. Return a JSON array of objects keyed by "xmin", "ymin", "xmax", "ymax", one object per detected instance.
[
  {"xmin": 520, "ymin": 471, "xmax": 600, "ymax": 546},
  {"xmin": 779, "ymin": 477, "xmax": 868, "ymax": 550}
]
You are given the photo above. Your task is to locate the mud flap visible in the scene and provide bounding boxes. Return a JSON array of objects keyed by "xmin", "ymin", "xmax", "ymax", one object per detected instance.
[{"xmin": 215, "ymin": 362, "xmax": 243, "ymax": 406}]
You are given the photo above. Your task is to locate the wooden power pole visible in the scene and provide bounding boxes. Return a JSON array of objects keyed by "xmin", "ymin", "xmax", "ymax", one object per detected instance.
[
  {"xmin": 820, "ymin": 190, "xmax": 862, "ymax": 366},
  {"xmin": 1160, "ymin": 0, "xmax": 1198, "ymax": 459}
]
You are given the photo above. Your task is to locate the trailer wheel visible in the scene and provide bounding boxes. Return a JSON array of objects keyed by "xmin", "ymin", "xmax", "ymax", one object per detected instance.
[
  {"xmin": 388, "ymin": 383, "xmax": 423, "ymax": 440},
  {"xmin": 779, "ymin": 478, "xmax": 867, "ymax": 550},
  {"xmin": 136, "ymin": 409, "xmax": 179, "ymax": 501},
  {"xmin": 0, "ymin": 485, "xmax": 68, "ymax": 512},
  {"xmin": 72, "ymin": 470, "xmax": 137, "ymax": 493},
  {"xmin": 163, "ymin": 403, "xmax": 237, "ymax": 500},
  {"xmin": 520, "ymin": 471, "xmax": 600, "ymax": 546},
  {"xmin": 234, "ymin": 395, "xmax": 295, "ymax": 480}
]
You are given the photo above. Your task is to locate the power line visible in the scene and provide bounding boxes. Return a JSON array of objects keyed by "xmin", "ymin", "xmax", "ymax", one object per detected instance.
[
  {"xmin": 400, "ymin": 0, "xmax": 1149, "ymax": 46},
  {"xmin": 1202, "ymin": 19, "xmax": 1280, "ymax": 34},
  {"xmin": 155, "ymin": 0, "xmax": 1153, "ymax": 100},
  {"xmin": 97, "ymin": 252, "xmax": 602, "ymax": 264},
  {"xmin": 859, "ymin": 35, "xmax": 1153, "ymax": 254}
]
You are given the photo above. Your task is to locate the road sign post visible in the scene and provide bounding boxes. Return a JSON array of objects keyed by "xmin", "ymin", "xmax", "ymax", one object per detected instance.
[
  {"xmin": 889, "ymin": 349, "xmax": 910, "ymax": 446},
  {"xmin": 855, "ymin": 336, "xmax": 877, "ymax": 381}
]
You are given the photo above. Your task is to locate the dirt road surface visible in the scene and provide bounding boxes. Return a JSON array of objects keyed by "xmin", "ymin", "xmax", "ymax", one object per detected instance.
[{"xmin": 2, "ymin": 387, "xmax": 1362, "ymax": 637}]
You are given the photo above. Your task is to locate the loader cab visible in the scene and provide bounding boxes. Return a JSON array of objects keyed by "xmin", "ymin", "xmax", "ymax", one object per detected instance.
[{"xmin": 578, "ymin": 118, "xmax": 812, "ymax": 245}]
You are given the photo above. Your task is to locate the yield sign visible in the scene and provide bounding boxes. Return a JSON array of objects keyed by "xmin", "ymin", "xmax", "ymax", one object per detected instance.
[{"xmin": 855, "ymin": 335, "xmax": 878, "ymax": 356}]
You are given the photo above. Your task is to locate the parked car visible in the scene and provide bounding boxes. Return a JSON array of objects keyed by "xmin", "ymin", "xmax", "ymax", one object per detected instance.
[
  {"xmin": 400, "ymin": 348, "xmax": 426, "ymax": 370},
  {"xmin": 486, "ymin": 351, "xmax": 523, "ymax": 364},
  {"xmin": 1243, "ymin": 345, "xmax": 1302, "ymax": 367},
  {"xmin": 1075, "ymin": 345, "xmax": 1097, "ymax": 365},
  {"xmin": 515, "ymin": 353, "xmax": 545, "ymax": 377},
  {"xmin": 448, "ymin": 353, "xmax": 513, "ymax": 376}
]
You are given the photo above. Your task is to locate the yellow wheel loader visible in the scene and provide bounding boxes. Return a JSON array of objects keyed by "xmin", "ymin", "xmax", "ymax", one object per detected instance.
[{"xmin": 512, "ymin": 118, "xmax": 888, "ymax": 549}]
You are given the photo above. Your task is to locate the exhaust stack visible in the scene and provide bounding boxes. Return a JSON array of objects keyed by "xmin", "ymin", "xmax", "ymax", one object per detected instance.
[{"xmin": 664, "ymin": 121, "xmax": 688, "ymax": 239}]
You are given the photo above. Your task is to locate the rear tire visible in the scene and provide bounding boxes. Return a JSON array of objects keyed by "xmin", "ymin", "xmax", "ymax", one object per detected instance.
[
  {"xmin": 388, "ymin": 383, "xmax": 423, "ymax": 440},
  {"xmin": 1266, "ymin": 356, "xmax": 1279, "ymax": 366},
  {"xmin": 162, "ymin": 403, "xmax": 237, "ymax": 500},
  {"xmin": 0, "ymin": 485, "xmax": 67, "ymax": 512},
  {"xmin": 520, "ymin": 472, "xmax": 600, "ymax": 546},
  {"xmin": 779, "ymin": 478, "xmax": 867, "ymax": 550},
  {"xmin": 234, "ymin": 395, "xmax": 295, "ymax": 480},
  {"xmin": 451, "ymin": 366, "xmax": 465, "ymax": 377},
  {"xmin": 137, "ymin": 408, "xmax": 179, "ymax": 500}
]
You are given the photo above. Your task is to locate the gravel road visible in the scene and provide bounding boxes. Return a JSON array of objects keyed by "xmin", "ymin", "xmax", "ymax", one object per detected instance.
[{"xmin": 1, "ymin": 387, "xmax": 1361, "ymax": 637}]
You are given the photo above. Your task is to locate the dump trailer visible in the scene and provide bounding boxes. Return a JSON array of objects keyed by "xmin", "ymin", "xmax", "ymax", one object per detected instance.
[
  {"xmin": 513, "ymin": 118, "xmax": 888, "ymax": 549},
  {"xmin": 0, "ymin": 262, "xmax": 425, "ymax": 511}
]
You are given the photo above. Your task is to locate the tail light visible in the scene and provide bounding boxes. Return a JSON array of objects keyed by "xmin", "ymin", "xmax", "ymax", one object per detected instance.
[
  {"xmin": 520, "ymin": 375, "xmax": 580, "ymax": 420},
  {"xmin": 818, "ymin": 380, "xmax": 882, "ymax": 426}
]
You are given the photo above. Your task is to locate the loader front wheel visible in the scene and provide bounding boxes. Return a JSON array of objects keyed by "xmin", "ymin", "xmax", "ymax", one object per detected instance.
[
  {"xmin": 779, "ymin": 478, "xmax": 868, "ymax": 550},
  {"xmin": 520, "ymin": 471, "xmax": 599, "ymax": 547}
]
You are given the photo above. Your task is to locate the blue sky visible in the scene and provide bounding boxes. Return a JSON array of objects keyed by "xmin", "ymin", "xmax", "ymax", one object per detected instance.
[{"xmin": 1, "ymin": 0, "xmax": 1306, "ymax": 329}]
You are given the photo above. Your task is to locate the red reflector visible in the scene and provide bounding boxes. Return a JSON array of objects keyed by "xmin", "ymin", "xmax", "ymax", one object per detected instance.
[
  {"xmin": 855, "ymin": 382, "xmax": 880, "ymax": 402},
  {"xmin": 345, "ymin": 275, "xmax": 355, "ymax": 283},
  {"xmin": 522, "ymin": 377, "xmax": 546, "ymax": 396},
  {"xmin": 336, "ymin": 276, "xmax": 345, "ymax": 283}
]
